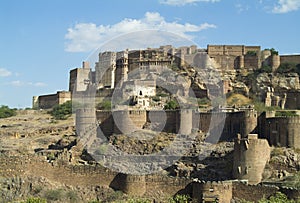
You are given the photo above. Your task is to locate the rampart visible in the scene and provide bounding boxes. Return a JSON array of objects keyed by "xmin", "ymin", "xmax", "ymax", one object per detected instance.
[
  {"xmin": 280, "ymin": 55, "xmax": 300, "ymax": 65},
  {"xmin": 36, "ymin": 91, "xmax": 71, "ymax": 109},
  {"xmin": 94, "ymin": 109, "xmax": 257, "ymax": 141},
  {"xmin": 233, "ymin": 134, "xmax": 271, "ymax": 184},
  {"xmin": 263, "ymin": 115, "xmax": 300, "ymax": 149},
  {"xmin": 1, "ymin": 155, "xmax": 299, "ymax": 202},
  {"xmin": 193, "ymin": 180, "xmax": 232, "ymax": 203}
]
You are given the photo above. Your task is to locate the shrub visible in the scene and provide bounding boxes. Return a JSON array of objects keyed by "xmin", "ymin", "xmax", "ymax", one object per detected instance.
[
  {"xmin": 0, "ymin": 105, "xmax": 17, "ymax": 118},
  {"xmin": 96, "ymin": 100, "xmax": 111, "ymax": 110},
  {"xmin": 22, "ymin": 197, "xmax": 47, "ymax": 203},
  {"xmin": 49, "ymin": 101, "xmax": 72, "ymax": 120},
  {"xmin": 275, "ymin": 111, "xmax": 298, "ymax": 117},
  {"xmin": 246, "ymin": 51, "xmax": 257, "ymax": 56},
  {"xmin": 258, "ymin": 192, "xmax": 294, "ymax": 203},
  {"xmin": 66, "ymin": 191, "xmax": 79, "ymax": 202},
  {"xmin": 44, "ymin": 189, "xmax": 64, "ymax": 201},
  {"xmin": 164, "ymin": 99, "xmax": 179, "ymax": 110},
  {"xmin": 169, "ymin": 194, "xmax": 191, "ymax": 203}
]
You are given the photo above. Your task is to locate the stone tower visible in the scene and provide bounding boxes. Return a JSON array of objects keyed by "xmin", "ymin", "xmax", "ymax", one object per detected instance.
[
  {"xmin": 178, "ymin": 109, "xmax": 193, "ymax": 135},
  {"xmin": 193, "ymin": 180, "xmax": 233, "ymax": 203},
  {"xmin": 75, "ymin": 108, "xmax": 96, "ymax": 137},
  {"xmin": 233, "ymin": 134, "xmax": 271, "ymax": 184},
  {"xmin": 242, "ymin": 108, "xmax": 258, "ymax": 137}
]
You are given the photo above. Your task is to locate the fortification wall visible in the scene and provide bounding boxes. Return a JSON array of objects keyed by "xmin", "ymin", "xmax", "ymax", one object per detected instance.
[
  {"xmin": 36, "ymin": 91, "xmax": 71, "ymax": 109},
  {"xmin": 195, "ymin": 111, "xmax": 256, "ymax": 142},
  {"xmin": 2, "ymin": 155, "xmax": 299, "ymax": 200},
  {"xmin": 280, "ymin": 55, "xmax": 300, "ymax": 65},
  {"xmin": 285, "ymin": 91, "xmax": 300, "ymax": 109},
  {"xmin": 0, "ymin": 155, "xmax": 192, "ymax": 197},
  {"xmin": 208, "ymin": 55, "xmax": 237, "ymax": 70},
  {"xmin": 146, "ymin": 110, "xmax": 178, "ymax": 133},
  {"xmin": 244, "ymin": 55, "xmax": 260, "ymax": 70},
  {"xmin": 94, "ymin": 109, "xmax": 256, "ymax": 142},
  {"xmin": 113, "ymin": 110, "xmax": 147, "ymax": 134},
  {"xmin": 233, "ymin": 135, "xmax": 271, "ymax": 184},
  {"xmin": 76, "ymin": 108, "xmax": 96, "ymax": 137},
  {"xmin": 57, "ymin": 91, "xmax": 71, "ymax": 105},
  {"xmin": 232, "ymin": 182, "xmax": 278, "ymax": 202},
  {"xmin": 38, "ymin": 93, "xmax": 57, "ymax": 109},
  {"xmin": 264, "ymin": 116, "xmax": 300, "ymax": 149},
  {"xmin": 193, "ymin": 181, "xmax": 232, "ymax": 203}
]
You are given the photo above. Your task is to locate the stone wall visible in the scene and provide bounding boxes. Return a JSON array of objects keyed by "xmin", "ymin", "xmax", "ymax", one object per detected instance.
[
  {"xmin": 264, "ymin": 116, "xmax": 300, "ymax": 149},
  {"xmin": 94, "ymin": 109, "xmax": 257, "ymax": 142},
  {"xmin": 285, "ymin": 91, "xmax": 300, "ymax": 109},
  {"xmin": 233, "ymin": 134, "xmax": 271, "ymax": 184},
  {"xmin": 37, "ymin": 91, "xmax": 71, "ymax": 109},
  {"xmin": 280, "ymin": 55, "xmax": 300, "ymax": 65},
  {"xmin": 232, "ymin": 182, "xmax": 278, "ymax": 202},
  {"xmin": 193, "ymin": 181, "xmax": 232, "ymax": 203},
  {"xmin": 1, "ymin": 155, "xmax": 299, "ymax": 201}
]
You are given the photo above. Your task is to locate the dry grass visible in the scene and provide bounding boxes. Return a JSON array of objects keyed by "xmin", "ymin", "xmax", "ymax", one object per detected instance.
[{"xmin": 226, "ymin": 93, "xmax": 252, "ymax": 106}]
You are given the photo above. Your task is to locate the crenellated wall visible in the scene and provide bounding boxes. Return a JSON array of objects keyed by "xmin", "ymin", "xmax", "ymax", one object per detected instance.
[
  {"xmin": 263, "ymin": 115, "xmax": 300, "ymax": 149},
  {"xmin": 36, "ymin": 91, "xmax": 71, "ymax": 109},
  {"xmin": 193, "ymin": 180, "xmax": 232, "ymax": 203},
  {"xmin": 233, "ymin": 134, "xmax": 271, "ymax": 184}
]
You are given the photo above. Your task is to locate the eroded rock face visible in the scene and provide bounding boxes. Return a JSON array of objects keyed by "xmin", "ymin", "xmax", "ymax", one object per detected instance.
[{"xmin": 253, "ymin": 73, "xmax": 300, "ymax": 92}]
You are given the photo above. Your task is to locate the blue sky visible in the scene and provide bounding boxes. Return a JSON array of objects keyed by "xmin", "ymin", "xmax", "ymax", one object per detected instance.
[{"xmin": 0, "ymin": 0, "xmax": 300, "ymax": 108}]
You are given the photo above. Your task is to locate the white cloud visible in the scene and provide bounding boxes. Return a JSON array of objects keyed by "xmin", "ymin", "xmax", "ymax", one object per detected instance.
[
  {"xmin": 65, "ymin": 12, "xmax": 216, "ymax": 52},
  {"xmin": 8, "ymin": 80, "xmax": 47, "ymax": 87},
  {"xmin": 272, "ymin": 0, "xmax": 300, "ymax": 13},
  {"xmin": 159, "ymin": 0, "xmax": 220, "ymax": 6},
  {"xmin": 0, "ymin": 68, "xmax": 12, "ymax": 77},
  {"xmin": 235, "ymin": 3, "xmax": 250, "ymax": 13}
]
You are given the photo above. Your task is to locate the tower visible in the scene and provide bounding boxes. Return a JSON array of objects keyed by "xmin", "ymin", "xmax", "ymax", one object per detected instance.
[{"xmin": 233, "ymin": 134, "xmax": 271, "ymax": 184}]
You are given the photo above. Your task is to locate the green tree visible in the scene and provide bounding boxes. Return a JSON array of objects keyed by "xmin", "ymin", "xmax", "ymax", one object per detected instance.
[
  {"xmin": 49, "ymin": 101, "xmax": 72, "ymax": 120},
  {"xmin": 258, "ymin": 192, "xmax": 295, "ymax": 203},
  {"xmin": 164, "ymin": 99, "xmax": 179, "ymax": 110},
  {"xmin": 169, "ymin": 194, "xmax": 191, "ymax": 203},
  {"xmin": 0, "ymin": 105, "xmax": 17, "ymax": 118},
  {"xmin": 96, "ymin": 100, "xmax": 111, "ymax": 110},
  {"xmin": 270, "ymin": 48, "xmax": 279, "ymax": 56}
]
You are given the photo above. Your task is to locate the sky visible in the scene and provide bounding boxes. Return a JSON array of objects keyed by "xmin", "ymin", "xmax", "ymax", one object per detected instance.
[{"xmin": 0, "ymin": 0, "xmax": 300, "ymax": 108}]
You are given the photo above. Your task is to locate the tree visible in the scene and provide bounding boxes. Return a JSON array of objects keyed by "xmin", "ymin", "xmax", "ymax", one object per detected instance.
[
  {"xmin": 96, "ymin": 100, "xmax": 111, "ymax": 110},
  {"xmin": 164, "ymin": 99, "xmax": 179, "ymax": 110},
  {"xmin": 0, "ymin": 105, "xmax": 17, "ymax": 118},
  {"xmin": 49, "ymin": 101, "xmax": 72, "ymax": 120},
  {"xmin": 258, "ymin": 192, "xmax": 295, "ymax": 203}
]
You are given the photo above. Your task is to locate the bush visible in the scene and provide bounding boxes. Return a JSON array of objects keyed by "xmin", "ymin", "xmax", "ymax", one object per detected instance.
[
  {"xmin": 276, "ymin": 62, "xmax": 300, "ymax": 74},
  {"xmin": 275, "ymin": 111, "xmax": 298, "ymax": 117},
  {"xmin": 49, "ymin": 101, "xmax": 72, "ymax": 120},
  {"xmin": 22, "ymin": 197, "xmax": 47, "ymax": 203},
  {"xmin": 44, "ymin": 189, "xmax": 64, "ymax": 201},
  {"xmin": 0, "ymin": 105, "xmax": 17, "ymax": 118},
  {"xmin": 246, "ymin": 51, "xmax": 257, "ymax": 56},
  {"xmin": 169, "ymin": 194, "xmax": 191, "ymax": 203},
  {"xmin": 164, "ymin": 99, "xmax": 179, "ymax": 110},
  {"xmin": 258, "ymin": 192, "xmax": 294, "ymax": 203},
  {"xmin": 96, "ymin": 100, "xmax": 112, "ymax": 110}
]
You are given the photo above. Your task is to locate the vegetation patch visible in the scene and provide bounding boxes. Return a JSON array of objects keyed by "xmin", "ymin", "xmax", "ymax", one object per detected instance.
[
  {"xmin": 48, "ymin": 101, "xmax": 72, "ymax": 120},
  {"xmin": 0, "ymin": 105, "xmax": 17, "ymax": 118}
]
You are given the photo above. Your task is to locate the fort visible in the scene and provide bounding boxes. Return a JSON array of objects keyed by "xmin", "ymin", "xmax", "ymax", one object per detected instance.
[{"xmin": 27, "ymin": 44, "xmax": 300, "ymax": 202}]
